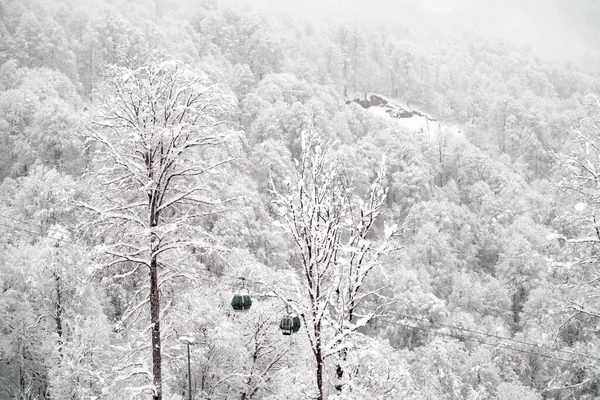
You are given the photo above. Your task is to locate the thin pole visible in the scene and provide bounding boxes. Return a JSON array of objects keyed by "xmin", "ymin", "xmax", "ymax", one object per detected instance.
[{"xmin": 187, "ymin": 342, "xmax": 192, "ymax": 400}]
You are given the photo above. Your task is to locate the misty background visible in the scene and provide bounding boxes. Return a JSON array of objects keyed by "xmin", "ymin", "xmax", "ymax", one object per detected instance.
[{"xmin": 152, "ymin": 0, "xmax": 600, "ymax": 69}]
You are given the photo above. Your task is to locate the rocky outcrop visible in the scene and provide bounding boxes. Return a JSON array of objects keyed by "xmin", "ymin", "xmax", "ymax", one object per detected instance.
[{"xmin": 346, "ymin": 94, "xmax": 436, "ymax": 122}]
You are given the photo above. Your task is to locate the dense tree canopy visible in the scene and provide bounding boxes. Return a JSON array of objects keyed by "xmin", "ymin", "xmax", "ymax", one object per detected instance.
[{"xmin": 1, "ymin": 0, "xmax": 600, "ymax": 398}]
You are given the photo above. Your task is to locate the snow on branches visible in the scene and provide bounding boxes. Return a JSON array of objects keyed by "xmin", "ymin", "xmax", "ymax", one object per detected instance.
[
  {"xmin": 83, "ymin": 59, "xmax": 241, "ymax": 400},
  {"xmin": 271, "ymin": 128, "xmax": 394, "ymax": 399}
]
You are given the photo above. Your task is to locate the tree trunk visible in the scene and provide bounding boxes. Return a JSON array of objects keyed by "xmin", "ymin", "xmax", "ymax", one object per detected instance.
[
  {"xmin": 335, "ymin": 302, "xmax": 354, "ymax": 393},
  {"xmin": 19, "ymin": 338, "xmax": 25, "ymax": 399},
  {"xmin": 499, "ymin": 106, "xmax": 507, "ymax": 153},
  {"xmin": 512, "ymin": 285, "xmax": 527, "ymax": 329},
  {"xmin": 89, "ymin": 44, "xmax": 94, "ymax": 101},
  {"xmin": 310, "ymin": 313, "xmax": 324, "ymax": 400},
  {"xmin": 150, "ymin": 253, "xmax": 162, "ymax": 400},
  {"xmin": 438, "ymin": 131, "xmax": 444, "ymax": 186},
  {"xmin": 343, "ymin": 53, "xmax": 348, "ymax": 99},
  {"xmin": 54, "ymin": 272, "xmax": 63, "ymax": 354},
  {"xmin": 316, "ymin": 339, "xmax": 324, "ymax": 400}
]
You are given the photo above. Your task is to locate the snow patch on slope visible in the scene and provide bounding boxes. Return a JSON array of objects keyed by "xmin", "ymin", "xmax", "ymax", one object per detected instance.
[{"xmin": 347, "ymin": 94, "xmax": 464, "ymax": 142}]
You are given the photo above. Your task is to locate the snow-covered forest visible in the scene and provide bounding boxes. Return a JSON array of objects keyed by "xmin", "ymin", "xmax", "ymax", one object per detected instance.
[{"xmin": 2, "ymin": 0, "xmax": 600, "ymax": 398}]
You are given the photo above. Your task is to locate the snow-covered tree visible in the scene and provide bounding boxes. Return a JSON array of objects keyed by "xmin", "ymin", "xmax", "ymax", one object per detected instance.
[
  {"xmin": 272, "ymin": 128, "xmax": 393, "ymax": 399},
  {"xmin": 552, "ymin": 93, "xmax": 600, "ymax": 396},
  {"xmin": 83, "ymin": 59, "xmax": 240, "ymax": 400}
]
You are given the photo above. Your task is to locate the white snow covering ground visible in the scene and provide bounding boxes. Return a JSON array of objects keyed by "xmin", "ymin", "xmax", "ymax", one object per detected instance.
[{"xmin": 348, "ymin": 93, "xmax": 464, "ymax": 142}]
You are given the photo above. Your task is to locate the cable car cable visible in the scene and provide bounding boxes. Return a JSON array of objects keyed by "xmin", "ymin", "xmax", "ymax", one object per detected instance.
[
  {"xmin": 380, "ymin": 319, "xmax": 578, "ymax": 364},
  {"xmin": 211, "ymin": 272, "xmax": 600, "ymax": 363},
  {"xmin": 1, "ymin": 213, "xmax": 599, "ymax": 362},
  {"xmin": 379, "ymin": 313, "xmax": 600, "ymax": 363},
  {"xmin": 0, "ymin": 221, "xmax": 80, "ymax": 246},
  {"xmin": 0, "ymin": 213, "xmax": 71, "ymax": 232}
]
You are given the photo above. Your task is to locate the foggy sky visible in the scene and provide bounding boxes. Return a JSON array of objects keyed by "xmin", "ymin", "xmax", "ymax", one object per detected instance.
[{"xmin": 211, "ymin": 0, "xmax": 599, "ymax": 69}]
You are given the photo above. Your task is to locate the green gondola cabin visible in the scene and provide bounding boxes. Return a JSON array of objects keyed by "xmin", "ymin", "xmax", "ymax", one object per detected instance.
[
  {"xmin": 231, "ymin": 294, "xmax": 252, "ymax": 311},
  {"xmin": 280, "ymin": 314, "xmax": 301, "ymax": 335}
]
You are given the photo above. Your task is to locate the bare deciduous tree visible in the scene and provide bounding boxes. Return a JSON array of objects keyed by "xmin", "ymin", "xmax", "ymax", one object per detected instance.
[
  {"xmin": 273, "ymin": 129, "xmax": 393, "ymax": 399},
  {"xmin": 83, "ymin": 59, "xmax": 239, "ymax": 400}
]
